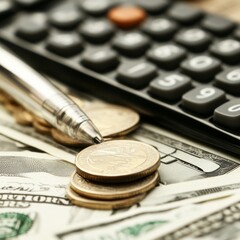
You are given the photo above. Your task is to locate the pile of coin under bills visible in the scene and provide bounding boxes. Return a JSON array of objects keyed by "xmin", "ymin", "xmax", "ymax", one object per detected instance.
[
  {"xmin": 0, "ymin": 89, "xmax": 140, "ymax": 145},
  {"xmin": 66, "ymin": 140, "xmax": 161, "ymax": 210}
]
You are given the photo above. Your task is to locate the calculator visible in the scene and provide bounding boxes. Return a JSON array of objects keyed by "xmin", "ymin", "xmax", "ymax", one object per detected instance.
[{"xmin": 0, "ymin": 0, "xmax": 240, "ymax": 155}]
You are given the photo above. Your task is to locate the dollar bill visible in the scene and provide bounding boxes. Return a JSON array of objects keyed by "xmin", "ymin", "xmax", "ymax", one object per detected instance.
[
  {"xmin": 149, "ymin": 193, "xmax": 240, "ymax": 240},
  {"xmin": 0, "ymin": 134, "xmax": 113, "ymax": 239},
  {"xmin": 55, "ymin": 193, "xmax": 240, "ymax": 240}
]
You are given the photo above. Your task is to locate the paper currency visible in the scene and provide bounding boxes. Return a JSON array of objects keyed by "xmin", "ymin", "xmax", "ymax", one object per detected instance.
[
  {"xmin": 149, "ymin": 193, "xmax": 240, "ymax": 240},
  {"xmin": 55, "ymin": 194, "xmax": 240, "ymax": 240},
  {"xmin": 0, "ymin": 134, "xmax": 113, "ymax": 239}
]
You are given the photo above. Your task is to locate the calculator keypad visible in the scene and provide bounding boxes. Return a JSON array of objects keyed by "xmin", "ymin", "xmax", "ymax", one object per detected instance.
[{"xmin": 1, "ymin": 0, "xmax": 240, "ymax": 155}]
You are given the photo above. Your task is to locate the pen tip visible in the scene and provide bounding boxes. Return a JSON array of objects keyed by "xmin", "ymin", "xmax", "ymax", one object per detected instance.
[
  {"xmin": 76, "ymin": 120, "xmax": 103, "ymax": 145},
  {"xmin": 93, "ymin": 136, "xmax": 102, "ymax": 144}
]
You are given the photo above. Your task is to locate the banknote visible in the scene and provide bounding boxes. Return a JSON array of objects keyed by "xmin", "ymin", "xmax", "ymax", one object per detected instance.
[
  {"xmin": 0, "ymin": 134, "xmax": 113, "ymax": 239},
  {"xmin": 55, "ymin": 193, "xmax": 240, "ymax": 240},
  {"xmin": 150, "ymin": 193, "xmax": 240, "ymax": 240}
]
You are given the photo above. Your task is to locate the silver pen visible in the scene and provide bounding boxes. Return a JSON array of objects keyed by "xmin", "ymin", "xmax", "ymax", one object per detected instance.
[{"xmin": 0, "ymin": 45, "xmax": 103, "ymax": 144}]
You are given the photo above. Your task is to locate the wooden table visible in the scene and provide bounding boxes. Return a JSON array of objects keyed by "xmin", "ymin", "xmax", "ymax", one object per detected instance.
[{"xmin": 186, "ymin": 0, "xmax": 240, "ymax": 22}]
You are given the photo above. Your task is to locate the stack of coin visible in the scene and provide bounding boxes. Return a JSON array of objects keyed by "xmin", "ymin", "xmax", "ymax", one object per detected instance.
[{"xmin": 67, "ymin": 140, "xmax": 160, "ymax": 210}]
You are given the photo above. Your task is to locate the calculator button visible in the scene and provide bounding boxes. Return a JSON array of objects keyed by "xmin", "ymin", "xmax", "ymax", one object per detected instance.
[
  {"xmin": 168, "ymin": 3, "xmax": 203, "ymax": 25},
  {"xmin": 201, "ymin": 15, "xmax": 236, "ymax": 36},
  {"xmin": 149, "ymin": 73, "xmax": 192, "ymax": 101},
  {"xmin": 214, "ymin": 100, "xmax": 240, "ymax": 129},
  {"xmin": 210, "ymin": 39, "xmax": 240, "ymax": 64},
  {"xmin": 136, "ymin": 0, "xmax": 170, "ymax": 14},
  {"xmin": 108, "ymin": 6, "xmax": 146, "ymax": 29},
  {"xmin": 15, "ymin": 13, "xmax": 48, "ymax": 42},
  {"xmin": 147, "ymin": 44, "xmax": 186, "ymax": 70},
  {"xmin": 0, "ymin": 0, "xmax": 15, "ymax": 19},
  {"xmin": 15, "ymin": 0, "xmax": 47, "ymax": 8},
  {"xmin": 80, "ymin": 20, "xmax": 115, "ymax": 43},
  {"xmin": 80, "ymin": 0, "xmax": 111, "ymax": 16},
  {"xmin": 117, "ymin": 62, "xmax": 157, "ymax": 89},
  {"xmin": 81, "ymin": 49, "xmax": 119, "ymax": 72},
  {"xmin": 49, "ymin": 3, "xmax": 83, "ymax": 29},
  {"xmin": 175, "ymin": 28, "xmax": 211, "ymax": 52},
  {"xmin": 113, "ymin": 32, "xmax": 150, "ymax": 57},
  {"xmin": 234, "ymin": 27, "xmax": 240, "ymax": 41},
  {"xmin": 182, "ymin": 86, "xmax": 226, "ymax": 115},
  {"xmin": 46, "ymin": 33, "xmax": 83, "ymax": 57},
  {"xmin": 215, "ymin": 69, "xmax": 240, "ymax": 95},
  {"xmin": 181, "ymin": 56, "xmax": 221, "ymax": 82},
  {"xmin": 141, "ymin": 18, "xmax": 178, "ymax": 41}
]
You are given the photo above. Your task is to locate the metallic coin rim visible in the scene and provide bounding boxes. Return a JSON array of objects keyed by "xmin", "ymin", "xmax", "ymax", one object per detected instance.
[
  {"xmin": 70, "ymin": 171, "xmax": 159, "ymax": 200},
  {"xmin": 34, "ymin": 116, "xmax": 51, "ymax": 127},
  {"xmin": 33, "ymin": 120, "xmax": 52, "ymax": 134},
  {"xmin": 66, "ymin": 186, "xmax": 146, "ymax": 210},
  {"xmin": 76, "ymin": 140, "xmax": 160, "ymax": 183}
]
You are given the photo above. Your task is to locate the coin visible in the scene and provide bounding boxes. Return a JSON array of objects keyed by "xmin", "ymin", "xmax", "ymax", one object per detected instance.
[
  {"xmin": 4, "ymin": 102, "xmax": 21, "ymax": 113},
  {"xmin": 70, "ymin": 171, "xmax": 159, "ymax": 200},
  {"xmin": 85, "ymin": 105, "xmax": 140, "ymax": 138},
  {"xmin": 66, "ymin": 186, "xmax": 146, "ymax": 210},
  {"xmin": 34, "ymin": 116, "xmax": 51, "ymax": 128},
  {"xmin": 33, "ymin": 120, "xmax": 51, "ymax": 134},
  {"xmin": 14, "ymin": 109, "xmax": 33, "ymax": 126},
  {"xmin": 51, "ymin": 128, "xmax": 83, "ymax": 146},
  {"xmin": 76, "ymin": 140, "xmax": 160, "ymax": 183}
]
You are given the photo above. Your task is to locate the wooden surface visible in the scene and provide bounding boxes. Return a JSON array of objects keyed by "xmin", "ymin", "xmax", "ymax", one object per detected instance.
[{"xmin": 186, "ymin": 0, "xmax": 240, "ymax": 22}]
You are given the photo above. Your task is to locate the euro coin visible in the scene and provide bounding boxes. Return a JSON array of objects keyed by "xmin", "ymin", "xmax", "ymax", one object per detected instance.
[
  {"xmin": 76, "ymin": 140, "xmax": 160, "ymax": 183},
  {"xmin": 85, "ymin": 105, "xmax": 140, "ymax": 138},
  {"xmin": 66, "ymin": 186, "xmax": 146, "ymax": 210},
  {"xmin": 51, "ymin": 128, "xmax": 83, "ymax": 146},
  {"xmin": 70, "ymin": 171, "xmax": 159, "ymax": 200}
]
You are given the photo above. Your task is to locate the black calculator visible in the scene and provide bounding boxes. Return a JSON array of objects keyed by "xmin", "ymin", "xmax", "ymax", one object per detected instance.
[{"xmin": 0, "ymin": 0, "xmax": 240, "ymax": 155}]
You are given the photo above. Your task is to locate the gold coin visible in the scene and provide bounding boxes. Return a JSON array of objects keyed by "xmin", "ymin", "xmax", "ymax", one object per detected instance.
[
  {"xmin": 76, "ymin": 140, "xmax": 160, "ymax": 183},
  {"xmin": 33, "ymin": 120, "xmax": 51, "ymax": 134},
  {"xmin": 85, "ymin": 105, "xmax": 140, "ymax": 138},
  {"xmin": 66, "ymin": 186, "xmax": 146, "ymax": 210},
  {"xmin": 14, "ymin": 109, "xmax": 34, "ymax": 126},
  {"xmin": 70, "ymin": 171, "xmax": 159, "ymax": 200},
  {"xmin": 34, "ymin": 116, "xmax": 51, "ymax": 128},
  {"xmin": 51, "ymin": 128, "xmax": 83, "ymax": 146}
]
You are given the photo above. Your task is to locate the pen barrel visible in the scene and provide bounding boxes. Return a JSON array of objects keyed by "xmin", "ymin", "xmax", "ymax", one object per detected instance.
[
  {"xmin": 42, "ymin": 94, "xmax": 88, "ymax": 137},
  {"xmin": 0, "ymin": 45, "xmax": 94, "ymax": 141}
]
